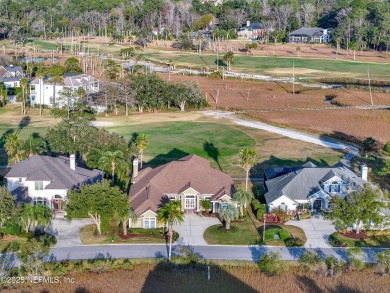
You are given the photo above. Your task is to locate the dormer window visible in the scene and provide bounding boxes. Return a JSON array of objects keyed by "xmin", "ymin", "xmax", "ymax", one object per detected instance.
[{"xmin": 329, "ymin": 182, "xmax": 340, "ymax": 193}]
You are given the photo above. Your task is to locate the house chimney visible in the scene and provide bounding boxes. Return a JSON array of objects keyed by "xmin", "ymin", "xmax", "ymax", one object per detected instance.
[
  {"xmin": 70, "ymin": 154, "xmax": 76, "ymax": 171},
  {"xmin": 360, "ymin": 165, "xmax": 368, "ymax": 181},
  {"xmin": 246, "ymin": 21, "xmax": 250, "ymax": 27},
  {"xmin": 132, "ymin": 158, "xmax": 139, "ymax": 179}
]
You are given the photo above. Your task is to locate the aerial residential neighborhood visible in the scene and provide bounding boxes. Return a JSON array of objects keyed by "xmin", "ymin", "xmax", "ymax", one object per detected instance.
[{"xmin": 0, "ymin": 0, "xmax": 389, "ymax": 292}]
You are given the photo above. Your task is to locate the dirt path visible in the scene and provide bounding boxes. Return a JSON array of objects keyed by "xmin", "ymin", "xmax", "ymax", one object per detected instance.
[{"xmin": 204, "ymin": 111, "xmax": 358, "ymax": 167}]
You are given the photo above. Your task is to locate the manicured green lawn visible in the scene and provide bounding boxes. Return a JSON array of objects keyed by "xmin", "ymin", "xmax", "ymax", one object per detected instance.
[
  {"xmin": 143, "ymin": 49, "xmax": 390, "ymax": 79},
  {"xmin": 204, "ymin": 220, "xmax": 306, "ymax": 246},
  {"xmin": 106, "ymin": 121, "xmax": 255, "ymax": 176},
  {"xmin": 80, "ymin": 224, "xmax": 171, "ymax": 244},
  {"xmin": 329, "ymin": 232, "xmax": 390, "ymax": 248},
  {"xmin": 203, "ymin": 218, "xmax": 261, "ymax": 245}
]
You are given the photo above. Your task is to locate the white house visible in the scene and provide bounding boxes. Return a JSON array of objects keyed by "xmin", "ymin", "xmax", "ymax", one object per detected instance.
[
  {"xmin": 0, "ymin": 65, "xmax": 25, "ymax": 88},
  {"xmin": 5, "ymin": 155, "xmax": 104, "ymax": 212},
  {"xmin": 29, "ymin": 74, "xmax": 99, "ymax": 108},
  {"xmin": 286, "ymin": 27, "xmax": 331, "ymax": 43},
  {"xmin": 264, "ymin": 162, "xmax": 365, "ymax": 213}
]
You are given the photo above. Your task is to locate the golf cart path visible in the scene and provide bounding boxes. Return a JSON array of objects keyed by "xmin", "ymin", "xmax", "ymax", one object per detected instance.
[{"xmin": 204, "ymin": 111, "xmax": 359, "ymax": 166}]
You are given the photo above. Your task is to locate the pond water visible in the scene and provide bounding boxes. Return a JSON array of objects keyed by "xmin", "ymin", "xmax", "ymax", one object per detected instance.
[{"xmin": 20, "ymin": 57, "xmax": 59, "ymax": 62}]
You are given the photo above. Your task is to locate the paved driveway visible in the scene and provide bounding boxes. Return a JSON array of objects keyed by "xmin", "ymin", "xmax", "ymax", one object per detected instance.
[
  {"xmin": 173, "ymin": 214, "xmax": 221, "ymax": 245},
  {"xmin": 286, "ymin": 214, "xmax": 336, "ymax": 248},
  {"xmin": 45, "ymin": 216, "xmax": 93, "ymax": 247}
]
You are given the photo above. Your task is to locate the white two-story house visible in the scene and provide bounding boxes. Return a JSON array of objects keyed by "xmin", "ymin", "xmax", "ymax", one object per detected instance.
[
  {"xmin": 264, "ymin": 162, "xmax": 366, "ymax": 212},
  {"xmin": 0, "ymin": 65, "xmax": 25, "ymax": 88},
  {"xmin": 5, "ymin": 155, "xmax": 104, "ymax": 212},
  {"xmin": 29, "ymin": 73, "xmax": 99, "ymax": 108}
]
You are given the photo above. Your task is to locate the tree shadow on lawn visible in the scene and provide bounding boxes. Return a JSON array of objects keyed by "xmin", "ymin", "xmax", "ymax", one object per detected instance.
[
  {"xmin": 16, "ymin": 116, "xmax": 31, "ymax": 134},
  {"xmin": 203, "ymin": 141, "xmax": 222, "ymax": 171},
  {"xmin": 145, "ymin": 148, "xmax": 190, "ymax": 167}
]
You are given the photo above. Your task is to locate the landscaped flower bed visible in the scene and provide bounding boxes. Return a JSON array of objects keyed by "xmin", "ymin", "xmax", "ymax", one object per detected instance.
[{"xmin": 119, "ymin": 228, "xmax": 179, "ymax": 241}]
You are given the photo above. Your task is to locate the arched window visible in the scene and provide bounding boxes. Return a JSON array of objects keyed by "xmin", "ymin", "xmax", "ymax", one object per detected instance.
[{"xmin": 34, "ymin": 197, "xmax": 47, "ymax": 206}]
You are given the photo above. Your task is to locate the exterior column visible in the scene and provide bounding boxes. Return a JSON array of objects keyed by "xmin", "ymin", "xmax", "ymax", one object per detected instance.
[
  {"xmin": 197, "ymin": 194, "xmax": 200, "ymax": 212},
  {"xmin": 181, "ymin": 194, "xmax": 185, "ymax": 212},
  {"xmin": 212, "ymin": 202, "xmax": 215, "ymax": 213}
]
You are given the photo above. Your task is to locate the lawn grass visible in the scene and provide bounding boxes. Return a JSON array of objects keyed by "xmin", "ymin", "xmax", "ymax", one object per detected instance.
[
  {"xmin": 107, "ymin": 121, "xmax": 255, "ymax": 176},
  {"xmin": 329, "ymin": 232, "xmax": 390, "ymax": 248},
  {"xmin": 204, "ymin": 219, "xmax": 307, "ymax": 246},
  {"xmin": 0, "ymin": 105, "xmax": 344, "ymax": 176},
  {"xmin": 80, "ymin": 224, "xmax": 168, "ymax": 245},
  {"xmin": 203, "ymin": 217, "xmax": 261, "ymax": 245},
  {"xmin": 143, "ymin": 49, "xmax": 390, "ymax": 79}
]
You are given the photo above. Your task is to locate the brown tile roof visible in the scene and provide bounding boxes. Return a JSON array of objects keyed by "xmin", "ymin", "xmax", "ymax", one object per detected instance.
[{"xmin": 129, "ymin": 154, "xmax": 234, "ymax": 216}]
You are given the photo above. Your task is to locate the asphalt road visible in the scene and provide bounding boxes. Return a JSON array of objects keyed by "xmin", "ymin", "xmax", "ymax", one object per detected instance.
[{"xmin": 43, "ymin": 244, "xmax": 385, "ymax": 263}]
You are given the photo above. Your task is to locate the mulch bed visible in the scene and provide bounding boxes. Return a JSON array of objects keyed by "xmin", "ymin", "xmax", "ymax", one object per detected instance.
[
  {"xmin": 118, "ymin": 233, "xmax": 165, "ymax": 240},
  {"xmin": 340, "ymin": 230, "xmax": 369, "ymax": 239}
]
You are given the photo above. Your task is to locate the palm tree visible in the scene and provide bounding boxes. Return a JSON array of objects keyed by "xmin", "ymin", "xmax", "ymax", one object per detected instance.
[
  {"xmin": 24, "ymin": 134, "xmax": 46, "ymax": 157},
  {"xmin": 223, "ymin": 51, "xmax": 234, "ymax": 70},
  {"xmin": 5, "ymin": 133, "xmax": 24, "ymax": 162},
  {"xmin": 233, "ymin": 189, "xmax": 254, "ymax": 217},
  {"xmin": 157, "ymin": 201, "xmax": 184, "ymax": 261},
  {"xmin": 20, "ymin": 78, "xmax": 29, "ymax": 116},
  {"xmin": 135, "ymin": 133, "xmax": 149, "ymax": 169},
  {"xmin": 36, "ymin": 67, "xmax": 46, "ymax": 115},
  {"xmin": 220, "ymin": 204, "xmax": 239, "ymax": 230},
  {"xmin": 0, "ymin": 83, "xmax": 8, "ymax": 107},
  {"xmin": 20, "ymin": 203, "xmax": 34, "ymax": 233},
  {"xmin": 98, "ymin": 150, "xmax": 127, "ymax": 182},
  {"xmin": 239, "ymin": 147, "xmax": 257, "ymax": 192},
  {"xmin": 33, "ymin": 204, "xmax": 52, "ymax": 230}
]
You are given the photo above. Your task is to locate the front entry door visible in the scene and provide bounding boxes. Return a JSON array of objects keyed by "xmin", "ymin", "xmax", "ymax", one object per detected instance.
[
  {"xmin": 313, "ymin": 199, "xmax": 322, "ymax": 211},
  {"xmin": 185, "ymin": 196, "xmax": 196, "ymax": 210}
]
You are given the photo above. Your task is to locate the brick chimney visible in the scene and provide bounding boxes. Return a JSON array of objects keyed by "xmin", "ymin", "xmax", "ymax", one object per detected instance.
[{"xmin": 70, "ymin": 154, "xmax": 76, "ymax": 171}]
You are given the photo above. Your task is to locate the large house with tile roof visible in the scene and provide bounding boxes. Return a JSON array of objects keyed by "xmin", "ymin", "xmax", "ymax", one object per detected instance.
[
  {"xmin": 264, "ymin": 162, "xmax": 366, "ymax": 213},
  {"xmin": 5, "ymin": 155, "xmax": 104, "ymax": 212},
  {"xmin": 129, "ymin": 154, "xmax": 236, "ymax": 229},
  {"xmin": 29, "ymin": 73, "xmax": 99, "ymax": 108}
]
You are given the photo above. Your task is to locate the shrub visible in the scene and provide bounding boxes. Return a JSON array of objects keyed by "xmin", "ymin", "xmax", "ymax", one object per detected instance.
[
  {"xmin": 347, "ymin": 248, "xmax": 365, "ymax": 270},
  {"xmin": 256, "ymin": 206, "xmax": 267, "ymax": 220},
  {"xmin": 87, "ymin": 258, "xmax": 114, "ymax": 273},
  {"xmin": 121, "ymin": 258, "xmax": 133, "ymax": 270},
  {"xmin": 273, "ymin": 208, "xmax": 291, "ymax": 222},
  {"xmin": 375, "ymin": 250, "xmax": 390, "ymax": 275},
  {"xmin": 299, "ymin": 251, "xmax": 322, "ymax": 271},
  {"xmin": 200, "ymin": 200, "xmax": 212, "ymax": 211},
  {"xmin": 35, "ymin": 233, "xmax": 57, "ymax": 247},
  {"xmin": 285, "ymin": 237, "xmax": 304, "ymax": 247},
  {"xmin": 252, "ymin": 199, "xmax": 262, "ymax": 211},
  {"xmin": 258, "ymin": 252, "xmax": 285, "ymax": 276},
  {"xmin": 325, "ymin": 256, "xmax": 345, "ymax": 277},
  {"xmin": 2, "ymin": 223, "xmax": 21, "ymax": 235}
]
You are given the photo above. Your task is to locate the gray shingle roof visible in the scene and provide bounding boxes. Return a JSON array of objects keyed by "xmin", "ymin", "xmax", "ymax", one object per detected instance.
[
  {"xmin": 5, "ymin": 155, "xmax": 104, "ymax": 190},
  {"xmin": 265, "ymin": 163, "xmax": 365, "ymax": 204},
  {"xmin": 240, "ymin": 22, "xmax": 264, "ymax": 30},
  {"xmin": 288, "ymin": 27, "xmax": 324, "ymax": 37}
]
